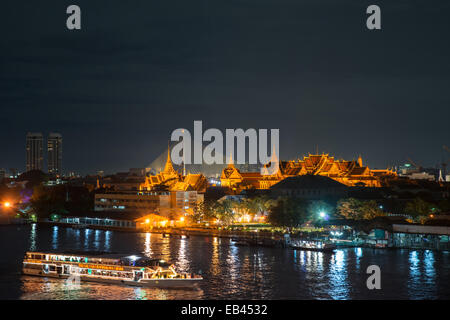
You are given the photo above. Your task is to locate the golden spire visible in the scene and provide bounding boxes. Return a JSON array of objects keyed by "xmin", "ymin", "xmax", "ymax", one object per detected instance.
[
  {"xmin": 270, "ymin": 144, "xmax": 278, "ymax": 164},
  {"xmin": 357, "ymin": 154, "xmax": 363, "ymax": 167},
  {"xmin": 163, "ymin": 144, "xmax": 176, "ymax": 174},
  {"xmin": 227, "ymin": 152, "xmax": 235, "ymax": 168}
]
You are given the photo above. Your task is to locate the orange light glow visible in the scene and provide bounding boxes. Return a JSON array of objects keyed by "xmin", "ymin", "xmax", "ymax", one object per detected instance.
[
  {"xmin": 4, "ymin": 202, "xmax": 11, "ymax": 208},
  {"xmin": 145, "ymin": 219, "xmax": 150, "ymax": 224},
  {"xmin": 179, "ymin": 217, "xmax": 185, "ymax": 222}
]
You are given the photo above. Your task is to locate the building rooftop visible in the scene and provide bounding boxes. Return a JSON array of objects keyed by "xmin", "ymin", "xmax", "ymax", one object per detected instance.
[{"xmin": 270, "ymin": 175, "xmax": 347, "ymax": 189}]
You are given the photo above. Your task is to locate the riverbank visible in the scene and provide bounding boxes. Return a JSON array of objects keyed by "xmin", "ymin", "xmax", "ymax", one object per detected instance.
[
  {"xmin": 41, "ymin": 220, "xmax": 289, "ymax": 242},
  {"xmin": 29, "ymin": 220, "xmax": 450, "ymax": 252}
]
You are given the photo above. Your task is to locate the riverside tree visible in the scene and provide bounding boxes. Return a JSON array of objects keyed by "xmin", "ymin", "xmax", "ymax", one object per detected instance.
[
  {"xmin": 336, "ymin": 198, "xmax": 385, "ymax": 220},
  {"xmin": 268, "ymin": 197, "xmax": 309, "ymax": 228},
  {"xmin": 404, "ymin": 197, "xmax": 437, "ymax": 223}
]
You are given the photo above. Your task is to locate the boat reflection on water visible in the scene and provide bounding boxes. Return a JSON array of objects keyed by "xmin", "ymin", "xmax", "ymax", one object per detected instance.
[
  {"xmin": 22, "ymin": 251, "xmax": 203, "ymax": 289},
  {"xmin": 290, "ymin": 240, "xmax": 337, "ymax": 252},
  {"xmin": 20, "ymin": 275, "xmax": 204, "ymax": 300}
]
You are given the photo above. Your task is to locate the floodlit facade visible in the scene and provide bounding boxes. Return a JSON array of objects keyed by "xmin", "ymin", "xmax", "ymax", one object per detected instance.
[
  {"xmin": 47, "ymin": 133, "xmax": 62, "ymax": 176},
  {"xmin": 221, "ymin": 153, "xmax": 397, "ymax": 191}
]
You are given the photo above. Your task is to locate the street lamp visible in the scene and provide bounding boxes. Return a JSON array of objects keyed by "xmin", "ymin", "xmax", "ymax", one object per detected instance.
[
  {"xmin": 3, "ymin": 202, "xmax": 11, "ymax": 208},
  {"xmin": 319, "ymin": 211, "xmax": 326, "ymax": 218}
]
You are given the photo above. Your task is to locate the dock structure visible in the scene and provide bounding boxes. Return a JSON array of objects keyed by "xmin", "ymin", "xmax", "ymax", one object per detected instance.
[
  {"xmin": 364, "ymin": 224, "xmax": 450, "ymax": 251},
  {"xmin": 390, "ymin": 224, "xmax": 450, "ymax": 251}
]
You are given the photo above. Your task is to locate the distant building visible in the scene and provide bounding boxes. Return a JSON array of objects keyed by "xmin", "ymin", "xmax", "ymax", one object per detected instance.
[
  {"xmin": 129, "ymin": 168, "xmax": 147, "ymax": 177},
  {"xmin": 94, "ymin": 190, "xmax": 203, "ymax": 218},
  {"xmin": 0, "ymin": 168, "xmax": 6, "ymax": 182},
  {"xmin": 407, "ymin": 172, "xmax": 435, "ymax": 181},
  {"xmin": 26, "ymin": 132, "xmax": 43, "ymax": 171},
  {"xmin": 9, "ymin": 168, "xmax": 18, "ymax": 178},
  {"xmin": 269, "ymin": 175, "xmax": 348, "ymax": 200},
  {"xmin": 47, "ymin": 133, "xmax": 63, "ymax": 176},
  {"xmin": 398, "ymin": 163, "xmax": 419, "ymax": 176},
  {"xmin": 95, "ymin": 191, "xmax": 171, "ymax": 212}
]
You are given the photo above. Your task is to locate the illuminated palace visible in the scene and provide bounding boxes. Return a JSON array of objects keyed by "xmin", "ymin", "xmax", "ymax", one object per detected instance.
[{"xmin": 221, "ymin": 153, "xmax": 397, "ymax": 190}]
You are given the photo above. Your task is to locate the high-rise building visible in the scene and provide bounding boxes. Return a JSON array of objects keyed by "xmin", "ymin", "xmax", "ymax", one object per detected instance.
[
  {"xmin": 26, "ymin": 132, "xmax": 43, "ymax": 172},
  {"xmin": 47, "ymin": 133, "xmax": 63, "ymax": 176}
]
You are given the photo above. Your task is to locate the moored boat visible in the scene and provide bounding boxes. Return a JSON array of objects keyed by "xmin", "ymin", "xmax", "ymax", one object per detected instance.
[
  {"xmin": 22, "ymin": 251, "xmax": 202, "ymax": 289},
  {"xmin": 290, "ymin": 240, "xmax": 337, "ymax": 252}
]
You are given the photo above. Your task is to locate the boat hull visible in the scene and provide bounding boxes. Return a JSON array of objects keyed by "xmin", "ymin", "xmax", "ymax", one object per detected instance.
[
  {"xmin": 290, "ymin": 246, "xmax": 336, "ymax": 252},
  {"xmin": 22, "ymin": 268, "xmax": 202, "ymax": 289}
]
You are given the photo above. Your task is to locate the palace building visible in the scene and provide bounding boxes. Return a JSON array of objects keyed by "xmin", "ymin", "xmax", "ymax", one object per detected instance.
[{"xmin": 221, "ymin": 153, "xmax": 397, "ymax": 191}]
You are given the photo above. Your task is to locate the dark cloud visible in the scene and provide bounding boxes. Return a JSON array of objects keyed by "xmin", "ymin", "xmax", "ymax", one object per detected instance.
[{"xmin": 0, "ymin": 0, "xmax": 449, "ymax": 174}]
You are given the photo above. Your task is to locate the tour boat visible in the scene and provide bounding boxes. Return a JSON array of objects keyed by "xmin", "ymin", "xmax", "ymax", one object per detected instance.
[
  {"xmin": 290, "ymin": 241, "xmax": 337, "ymax": 252},
  {"xmin": 22, "ymin": 251, "xmax": 203, "ymax": 289}
]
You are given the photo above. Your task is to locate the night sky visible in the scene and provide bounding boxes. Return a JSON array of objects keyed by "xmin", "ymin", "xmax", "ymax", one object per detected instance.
[{"xmin": 1, "ymin": 1, "xmax": 449, "ymax": 175}]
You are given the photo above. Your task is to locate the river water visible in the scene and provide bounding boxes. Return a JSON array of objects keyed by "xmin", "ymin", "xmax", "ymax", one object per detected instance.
[{"xmin": 0, "ymin": 224, "xmax": 449, "ymax": 300}]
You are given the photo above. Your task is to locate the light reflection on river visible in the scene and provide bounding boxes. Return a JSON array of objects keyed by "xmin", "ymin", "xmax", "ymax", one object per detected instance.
[{"xmin": 0, "ymin": 224, "xmax": 449, "ymax": 300}]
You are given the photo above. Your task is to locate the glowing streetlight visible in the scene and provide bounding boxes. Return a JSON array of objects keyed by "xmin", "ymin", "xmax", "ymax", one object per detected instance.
[
  {"xmin": 319, "ymin": 211, "xmax": 326, "ymax": 218},
  {"xmin": 145, "ymin": 219, "xmax": 150, "ymax": 224},
  {"xmin": 3, "ymin": 202, "xmax": 11, "ymax": 208}
]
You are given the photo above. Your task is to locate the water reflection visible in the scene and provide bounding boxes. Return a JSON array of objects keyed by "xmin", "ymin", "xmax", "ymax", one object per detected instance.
[
  {"xmin": 20, "ymin": 275, "xmax": 202, "ymax": 300},
  {"xmin": 84, "ymin": 229, "xmax": 90, "ymax": 249},
  {"xmin": 209, "ymin": 237, "xmax": 220, "ymax": 276},
  {"xmin": 93, "ymin": 230, "xmax": 101, "ymax": 251},
  {"xmin": 104, "ymin": 231, "xmax": 111, "ymax": 251},
  {"xmin": 408, "ymin": 250, "xmax": 437, "ymax": 299},
  {"xmin": 328, "ymin": 250, "xmax": 349, "ymax": 299},
  {"xmin": 408, "ymin": 250, "xmax": 420, "ymax": 294},
  {"xmin": 134, "ymin": 287, "xmax": 147, "ymax": 300},
  {"xmin": 227, "ymin": 245, "xmax": 239, "ymax": 281},
  {"xmin": 177, "ymin": 236, "xmax": 189, "ymax": 271},
  {"xmin": 52, "ymin": 226, "xmax": 58, "ymax": 250},
  {"xmin": 29, "ymin": 224, "xmax": 36, "ymax": 251},
  {"xmin": 160, "ymin": 235, "xmax": 171, "ymax": 260},
  {"xmin": 144, "ymin": 232, "xmax": 152, "ymax": 257},
  {"xmin": 355, "ymin": 247, "xmax": 363, "ymax": 271},
  {"xmin": 424, "ymin": 250, "xmax": 436, "ymax": 282}
]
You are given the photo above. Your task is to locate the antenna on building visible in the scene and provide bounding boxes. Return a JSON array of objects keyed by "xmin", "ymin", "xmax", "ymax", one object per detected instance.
[{"xmin": 438, "ymin": 169, "xmax": 444, "ymax": 182}]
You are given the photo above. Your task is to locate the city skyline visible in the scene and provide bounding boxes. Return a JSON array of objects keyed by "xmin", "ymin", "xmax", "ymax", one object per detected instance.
[{"xmin": 3, "ymin": 130, "xmax": 449, "ymax": 177}]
